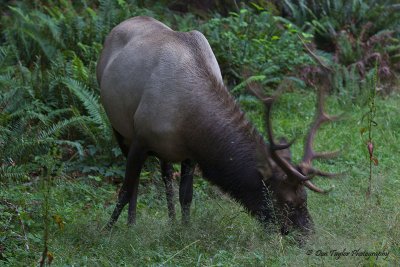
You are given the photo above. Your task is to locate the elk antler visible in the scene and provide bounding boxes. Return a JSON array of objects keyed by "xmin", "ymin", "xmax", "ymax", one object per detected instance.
[
  {"xmin": 248, "ymin": 83, "xmax": 310, "ymax": 181},
  {"xmin": 263, "ymin": 96, "xmax": 310, "ymax": 182},
  {"xmin": 248, "ymin": 82, "xmax": 339, "ymax": 191},
  {"xmin": 299, "ymin": 88, "xmax": 340, "ymax": 193}
]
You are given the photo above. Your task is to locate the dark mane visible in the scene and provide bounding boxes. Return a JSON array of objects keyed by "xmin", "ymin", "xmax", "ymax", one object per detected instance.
[
  {"xmin": 174, "ymin": 31, "xmax": 273, "ymax": 219},
  {"xmin": 186, "ymin": 77, "xmax": 272, "ymax": 218},
  {"xmin": 204, "ymin": 76, "xmax": 266, "ymax": 146}
]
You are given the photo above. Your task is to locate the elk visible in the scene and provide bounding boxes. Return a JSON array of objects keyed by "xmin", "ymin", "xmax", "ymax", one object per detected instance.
[{"xmin": 96, "ymin": 16, "xmax": 339, "ymax": 234}]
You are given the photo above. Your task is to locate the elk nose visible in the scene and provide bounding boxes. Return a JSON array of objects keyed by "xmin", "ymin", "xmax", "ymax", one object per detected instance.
[{"xmin": 280, "ymin": 225, "xmax": 290, "ymax": 235}]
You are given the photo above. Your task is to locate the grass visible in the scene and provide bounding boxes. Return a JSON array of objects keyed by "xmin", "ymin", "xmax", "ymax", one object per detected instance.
[{"xmin": 1, "ymin": 90, "xmax": 400, "ymax": 266}]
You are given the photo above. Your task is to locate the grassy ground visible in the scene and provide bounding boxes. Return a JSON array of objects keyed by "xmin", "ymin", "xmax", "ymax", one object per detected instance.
[{"xmin": 1, "ymin": 90, "xmax": 400, "ymax": 266}]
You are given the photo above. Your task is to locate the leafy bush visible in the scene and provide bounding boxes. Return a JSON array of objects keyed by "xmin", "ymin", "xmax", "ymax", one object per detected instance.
[
  {"xmin": 283, "ymin": 0, "xmax": 400, "ymax": 86},
  {"xmin": 0, "ymin": 60, "xmax": 94, "ymax": 181},
  {"xmin": 200, "ymin": 8, "xmax": 313, "ymax": 91}
]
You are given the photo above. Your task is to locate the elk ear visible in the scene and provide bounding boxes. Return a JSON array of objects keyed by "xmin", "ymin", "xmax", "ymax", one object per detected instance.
[{"xmin": 257, "ymin": 164, "xmax": 272, "ymax": 182}]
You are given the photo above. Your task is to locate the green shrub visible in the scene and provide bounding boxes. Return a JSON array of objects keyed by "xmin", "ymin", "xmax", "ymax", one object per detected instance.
[
  {"xmin": 0, "ymin": 0, "xmax": 126, "ymax": 182},
  {"xmin": 200, "ymin": 8, "xmax": 313, "ymax": 92},
  {"xmin": 283, "ymin": 0, "xmax": 400, "ymax": 85}
]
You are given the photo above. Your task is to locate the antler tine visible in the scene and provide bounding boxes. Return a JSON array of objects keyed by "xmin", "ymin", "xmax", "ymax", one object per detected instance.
[
  {"xmin": 247, "ymin": 83, "xmax": 271, "ymax": 103},
  {"xmin": 312, "ymin": 150, "xmax": 340, "ymax": 160},
  {"xmin": 272, "ymin": 138, "xmax": 296, "ymax": 151},
  {"xmin": 263, "ymin": 92, "xmax": 310, "ymax": 181},
  {"xmin": 304, "ymin": 180, "xmax": 334, "ymax": 194},
  {"xmin": 248, "ymin": 82, "xmax": 311, "ymax": 182},
  {"xmin": 302, "ymin": 88, "xmax": 339, "ymax": 166},
  {"xmin": 299, "ymin": 88, "xmax": 341, "ymax": 193},
  {"xmin": 306, "ymin": 168, "xmax": 342, "ymax": 178}
]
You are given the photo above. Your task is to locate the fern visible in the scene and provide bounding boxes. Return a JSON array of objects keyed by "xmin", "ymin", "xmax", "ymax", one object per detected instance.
[
  {"xmin": 1, "ymin": 116, "xmax": 85, "ymax": 168},
  {"xmin": 46, "ymin": 108, "xmax": 74, "ymax": 120},
  {"xmin": 283, "ymin": 0, "xmax": 400, "ymax": 88},
  {"xmin": 96, "ymin": 0, "xmax": 118, "ymax": 39},
  {"xmin": 6, "ymin": 6, "xmax": 59, "ymax": 63},
  {"xmin": 63, "ymin": 77, "xmax": 112, "ymax": 141},
  {"xmin": 69, "ymin": 107, "xmax": 100, "ymax": 147},
  {"xmin": 231, "ymin": 75, "xmax": 267, "ymax": 95},
  {"xmin": 0, "ymin": 0, "xmax": 181, "ymax": 185},
  {"xmin": 38, "ymin": 116, "xmax": 86, "ymax": 140},
  {"xmin": 71, "ymin": 54, "xmax": 89, "ymax": 82},
  {"xmin": 31, "ymin": 10, "xmax": 62, "ymax": 47},
  {"xmin": 0, "ymin": 165, "xmax": 28, "ymax": 181}
]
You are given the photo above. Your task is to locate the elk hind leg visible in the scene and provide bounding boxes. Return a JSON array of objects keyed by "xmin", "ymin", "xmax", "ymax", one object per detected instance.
[
  {"xmin": 160, "ymin": 160, "xmax": 176, "ymax": 221},
  {"xmin": 180, "ymin": 159, "xmax": 194, "ymax": 224}
]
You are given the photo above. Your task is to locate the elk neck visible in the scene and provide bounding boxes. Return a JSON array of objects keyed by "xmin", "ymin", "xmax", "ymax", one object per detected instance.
[{"xmin": 184, "ymin": 77, "xmax": 274, "ymax": 221}]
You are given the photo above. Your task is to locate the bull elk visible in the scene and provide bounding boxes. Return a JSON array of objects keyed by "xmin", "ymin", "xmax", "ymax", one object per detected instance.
[{"xmin": 96, "ymin": 16, "xmax": 339, "ymax": 235}]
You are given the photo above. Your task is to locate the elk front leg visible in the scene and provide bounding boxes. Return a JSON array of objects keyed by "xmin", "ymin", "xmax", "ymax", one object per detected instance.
[
  {"xmin": 160, "ymin": 160, "xmax": 176, "ymax": 221},
  {"xmin": 180, "ymin": 159, "xmax": 194, "ymax": 224},
  {"xmin": 106, "ymin": 139, "xmax": 147, "ymax": 228}
]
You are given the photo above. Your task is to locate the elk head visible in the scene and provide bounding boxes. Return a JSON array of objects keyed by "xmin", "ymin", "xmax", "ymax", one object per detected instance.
[{"xmin": 254, "ymin": 86, "xmax": 339, "ymax": 235}]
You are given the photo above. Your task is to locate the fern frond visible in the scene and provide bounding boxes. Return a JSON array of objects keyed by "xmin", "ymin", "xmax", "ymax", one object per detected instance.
[
  {"xmin": 71, "ymin": 108, "xmax": 100, "ymax": 146},
  {"xmin": 7, "ymin": 6, "xmax": 59, "ymax": 62},
  {"xmin": 32, "ymin": 10, "xmax": 62, "ymax": 46},
  {"xmin": 72, "ymin": 55, "xmax": 89, "ymax": 82},
  {"xmin": 38, "ymin": 116, "xmax": 85, "ymax": 140},
  {"xmin": 63, "ymin": 77, "xmax": 112, "ymax": 140},
  {"xmin": 0, "ymin": 165, "xmax": 28, "ymax": 181},
  {"xmin": 47, "ymin": 108, "xmax": 73, "ymax": 120}
]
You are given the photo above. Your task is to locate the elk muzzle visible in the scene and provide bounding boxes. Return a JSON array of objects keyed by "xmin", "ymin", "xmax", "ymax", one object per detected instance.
[{"xmin": 280, "ymin": 206, "xmax": 314, "ymax": 235}]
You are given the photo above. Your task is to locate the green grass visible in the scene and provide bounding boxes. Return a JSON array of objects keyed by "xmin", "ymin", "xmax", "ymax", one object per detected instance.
[{"xmin": 1, "ymin": 90, "xmax": 399, "ymax": 266}]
